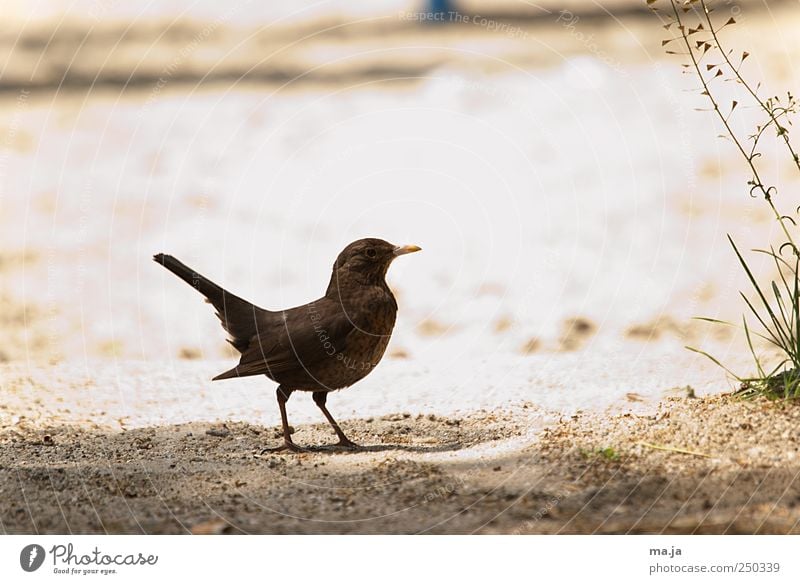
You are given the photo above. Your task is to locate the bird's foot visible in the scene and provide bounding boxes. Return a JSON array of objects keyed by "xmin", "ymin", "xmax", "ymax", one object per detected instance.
[
  {"xmin": 335, "ymin": 437, "xmax": 361, "ymax": 450},
  {"xmin": 261, "ymin": 441, "xmax": 305, "ymax": 454}
]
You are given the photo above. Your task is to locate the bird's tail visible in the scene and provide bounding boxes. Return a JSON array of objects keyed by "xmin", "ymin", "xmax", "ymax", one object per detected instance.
[
  {"xmin": 153, "ymin": 253, "xmax": 262, "ymax": 352},
  {"xmin": 153, "ymin": 253, "xmax": 227, "ymax": 306}
]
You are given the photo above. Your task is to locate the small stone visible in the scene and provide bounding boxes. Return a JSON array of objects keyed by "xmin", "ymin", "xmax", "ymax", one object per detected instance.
[{"xmin": 206, "ymin": 426, "xmax": 231, "ymax": 438}]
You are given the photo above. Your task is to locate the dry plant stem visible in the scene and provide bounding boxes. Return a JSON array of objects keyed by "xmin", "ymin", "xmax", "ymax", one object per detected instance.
[
  {"xmin": 637, "ymin": 441, "xmax": 711, "ymax": 458},
  {"xmin": 668, "ymin": 0, "xmax": 797, "ymax": 254},
  {"xmin": 698, "ymin": 0, "xmax": 800, "ymax": 174}
]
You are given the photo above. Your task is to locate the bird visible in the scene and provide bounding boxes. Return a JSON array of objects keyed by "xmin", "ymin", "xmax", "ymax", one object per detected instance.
[{"xmin": 153, "ymin": 238, "xmax": 421, "ymax": 452}]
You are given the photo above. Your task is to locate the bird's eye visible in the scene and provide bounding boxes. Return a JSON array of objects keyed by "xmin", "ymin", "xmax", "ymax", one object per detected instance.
[{"xmin": 365, "ymin": 248, "xmax": 377, "ymax": 259}]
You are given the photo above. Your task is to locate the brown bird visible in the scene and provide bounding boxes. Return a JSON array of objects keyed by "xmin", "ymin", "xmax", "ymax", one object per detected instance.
[{"xmin": 154, "ymin": 238, "xmax": 421, "ymax": 452}]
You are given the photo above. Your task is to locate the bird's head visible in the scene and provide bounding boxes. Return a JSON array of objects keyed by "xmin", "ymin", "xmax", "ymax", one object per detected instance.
[{"xmin": 327, "ymin": 238, "xmax": 421, "ymax": 291}]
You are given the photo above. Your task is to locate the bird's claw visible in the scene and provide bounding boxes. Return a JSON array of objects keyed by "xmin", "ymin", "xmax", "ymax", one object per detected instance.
[
  {"xmin": 261, "ymin": 441, "xmax": 305, "ymax": 454},
  {"xmin": 335, "ymin": 438, "xmax": 360, "ymax": 450},
  {"xmin": 259, "ymin": 438, "xmax": 359, "ymax": 455}
]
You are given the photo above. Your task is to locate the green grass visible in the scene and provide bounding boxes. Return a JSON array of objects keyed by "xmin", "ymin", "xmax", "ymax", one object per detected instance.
[
  {"xmin": 688, "ymin": 238, "xmax": 800, "ymax": 401},
  {"xmin": 581, "ymin": 447, "xmax": 621, "ymax": 462}
]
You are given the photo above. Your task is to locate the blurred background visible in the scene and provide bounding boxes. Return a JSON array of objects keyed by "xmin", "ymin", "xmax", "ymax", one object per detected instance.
[{"xmin": 1, "ymin": 0, "xmax": 800, "ymax": 425}]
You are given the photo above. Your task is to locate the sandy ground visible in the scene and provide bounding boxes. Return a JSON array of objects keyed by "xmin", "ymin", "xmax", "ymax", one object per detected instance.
[
  {"xmin": 2, "ymin": 2, "xmax": 800, "ymax": 533},
  {"xmin": 3, "ymin": 392, "xmax": 800, "ymax": 534}
]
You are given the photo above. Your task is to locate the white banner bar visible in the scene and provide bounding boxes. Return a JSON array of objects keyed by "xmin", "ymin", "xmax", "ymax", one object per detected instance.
[{"xmin": 1, "ymin": 535, "xmax": 797, "ymax": 583}]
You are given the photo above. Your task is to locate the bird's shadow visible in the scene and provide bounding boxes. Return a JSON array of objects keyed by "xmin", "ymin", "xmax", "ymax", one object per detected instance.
[{"xmin": 263, "ymin": 442, "xmax": 464, "ymax": 455}]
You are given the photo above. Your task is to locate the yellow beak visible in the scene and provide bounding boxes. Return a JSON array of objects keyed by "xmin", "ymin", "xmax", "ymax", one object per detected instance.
[{"xmin": 393, "ymin": 244, "xmax": 422, "ymax": 256}]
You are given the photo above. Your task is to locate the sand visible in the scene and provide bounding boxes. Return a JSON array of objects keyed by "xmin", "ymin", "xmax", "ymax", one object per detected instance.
[{"xmin": 2, "ymin": 391, "xmax": 799, "ymax": 534}]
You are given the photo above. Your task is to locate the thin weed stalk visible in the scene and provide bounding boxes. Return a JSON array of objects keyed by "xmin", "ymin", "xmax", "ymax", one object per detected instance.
[{"xmin": 651, "ymin": 0, "xmax": 800, "ymax": 399}]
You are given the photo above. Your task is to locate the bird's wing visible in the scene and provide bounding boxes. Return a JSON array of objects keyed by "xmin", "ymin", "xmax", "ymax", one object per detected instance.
[{"xmin": 212, "ymin": 298, "xmax": 356, "ymax": 380}]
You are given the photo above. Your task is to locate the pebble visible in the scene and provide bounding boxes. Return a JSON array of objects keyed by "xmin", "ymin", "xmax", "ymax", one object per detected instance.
[{"xmin": 206, "ymin": 427, "xmax": 231, "ymax": 438}]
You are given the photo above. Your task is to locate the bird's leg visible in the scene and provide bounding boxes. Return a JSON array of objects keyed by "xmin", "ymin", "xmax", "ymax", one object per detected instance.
[
  {"xmin": 312, "ymin": 391, "xmax": 359, "ymax": 449},
  {"xmin": 262, "ymin": 386, "xmax": 303, "ymax": 453}
]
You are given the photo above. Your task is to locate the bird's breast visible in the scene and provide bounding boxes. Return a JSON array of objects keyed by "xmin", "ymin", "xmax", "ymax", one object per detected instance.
[{"xmin": 314, "ymin": 291, "xmax": 397, "ymax": 390}]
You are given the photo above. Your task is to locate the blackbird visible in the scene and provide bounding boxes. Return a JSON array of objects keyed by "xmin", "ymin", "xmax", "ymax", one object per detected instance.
[{"xmin": 153, "ymin": 238, "xmax": 421, "ymax": 452}]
